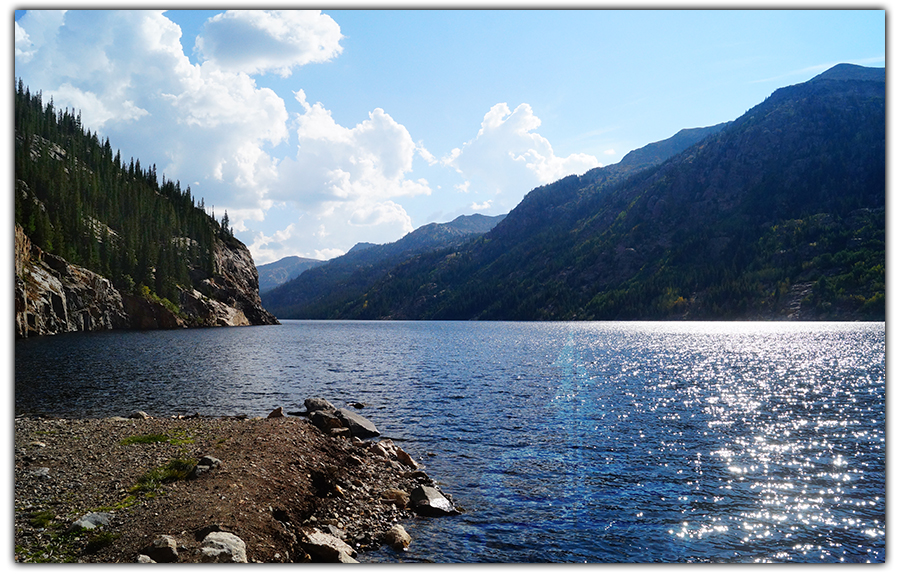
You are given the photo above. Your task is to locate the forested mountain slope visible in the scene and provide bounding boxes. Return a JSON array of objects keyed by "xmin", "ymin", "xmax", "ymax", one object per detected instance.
[
  {"xmin": 261, "ymin": 214, "xmax": 505, "ymax": 318},
  {"xmin": 14, "ymin": 80, "xmax": 278, "ymax": 337},
  {"xmin": 309, "ymin": 64, "xmax": 884, "ymax": 321}
]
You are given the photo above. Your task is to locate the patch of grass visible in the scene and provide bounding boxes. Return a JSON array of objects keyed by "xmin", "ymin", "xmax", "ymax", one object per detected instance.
[
  {"xmin": 28, "ymin": 509, "xmax": 56, "ymax": 529},
  {"xmin": 15, "ymin": 524, "xmax": 80, "ymax": 563},
  {"xmin": 120, "ymin": 430, "xmax": 194, "ymax": 446},
  {"xmin": 83, "ymin": 531, "xmax": 120, "ymax": 555},
  {"xmin": 129, "ymin": 458, "xmax": 196, "ymax": 494},
  {"xmin": 112, "ymin": 495, "xmax": 138, "ymax": 510}
]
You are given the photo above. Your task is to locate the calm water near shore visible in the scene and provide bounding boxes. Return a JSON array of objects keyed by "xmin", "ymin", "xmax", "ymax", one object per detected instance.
[{"xmin": 15, "ymin": 320, "xmax": 885, "ymax": 563}]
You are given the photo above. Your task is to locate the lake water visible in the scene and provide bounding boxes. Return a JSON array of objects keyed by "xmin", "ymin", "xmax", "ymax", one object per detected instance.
[{"xmin": 15, "ymin": 320, "xmax": 885, "ymax": 563}]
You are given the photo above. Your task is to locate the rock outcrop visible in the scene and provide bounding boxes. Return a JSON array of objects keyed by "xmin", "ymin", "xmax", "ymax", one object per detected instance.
[
  {"xmin": 189, "ymin": 237, "xmax": 279, "ymax": 327},
  {"xmin": 15, "ymin": 224, "xmax": 130, "ymax": 338},
  {"xmin": 15, "ymin": 224, "xmax": 278, "ymax": 338}
]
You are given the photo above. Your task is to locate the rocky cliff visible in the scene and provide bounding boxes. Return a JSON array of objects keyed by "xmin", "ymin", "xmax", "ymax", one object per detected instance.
[{"xmin": 15, "ymin": 224, "xmax": 278, "ymax": 338}]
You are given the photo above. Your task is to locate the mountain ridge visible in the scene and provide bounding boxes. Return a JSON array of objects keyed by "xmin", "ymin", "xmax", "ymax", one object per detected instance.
[
  {"xmin": 293, "ymin": 64, "xmax": 884, "ymax": 321},
  {"xmin": 260, "ymin": 213, "xmax": 505, "ymax": 318}
]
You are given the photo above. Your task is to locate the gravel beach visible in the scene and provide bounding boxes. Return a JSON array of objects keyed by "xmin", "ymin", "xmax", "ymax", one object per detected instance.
[{"xmin": 14, "ymin": 411, "xmax": 456, "ymax": 563}]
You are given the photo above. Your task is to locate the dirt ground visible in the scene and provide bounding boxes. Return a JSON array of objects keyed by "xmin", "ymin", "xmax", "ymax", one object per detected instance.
[{"xmin": 13, "ymin": 413, "xmax": 450, "ymax": 563}]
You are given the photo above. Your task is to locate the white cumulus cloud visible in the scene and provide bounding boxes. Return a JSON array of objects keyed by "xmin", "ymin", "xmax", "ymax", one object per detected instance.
[
  {"xmin": 195, "ymin": 10, "xmax": 343, "ymax": 77},
  {"xmin": 443, "ymin": 102, "xmax": 599, "ymax": 208},
  {"xmin": 274, "ymin": 90, "xmax": 429, "ymax": 222}
]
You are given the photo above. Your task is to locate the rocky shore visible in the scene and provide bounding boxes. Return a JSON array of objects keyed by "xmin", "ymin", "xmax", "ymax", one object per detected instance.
[{"xmin": 14, "ymin": 399, "xmax": 459, "ymax": 563}]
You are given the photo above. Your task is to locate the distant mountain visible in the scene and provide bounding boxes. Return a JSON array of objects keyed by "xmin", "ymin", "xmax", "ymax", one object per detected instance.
[
  {"xmin": 257, "ymin": 256, "xmax": 323, "ymax": 294},
  {"xmin": 305, "ymin": 64, "xmax": 884, "ymax": 321},
  {"xmin": 261, "ymin": 213, "xmax": 505, "ymax": 318}
]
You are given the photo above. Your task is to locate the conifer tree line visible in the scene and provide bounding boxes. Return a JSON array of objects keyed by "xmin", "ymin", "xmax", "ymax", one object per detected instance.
[{"xmin": 14, "ymin": 79, "xmax": 235, "ymax": 304}]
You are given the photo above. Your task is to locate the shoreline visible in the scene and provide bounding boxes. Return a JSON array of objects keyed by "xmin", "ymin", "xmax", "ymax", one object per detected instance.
[{"xmin": 14, "ymin": 405, "xmax": 459, "ymax": 563}]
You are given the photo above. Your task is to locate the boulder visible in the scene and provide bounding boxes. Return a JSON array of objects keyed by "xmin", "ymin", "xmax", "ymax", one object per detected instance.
[
  {"xmin": 382, "ymin": 524, "xmax": 412, "ymax": 551},
  {"xmin": 141, "ymin": 535, "xmax": 179, "ymax": 563},
  {"xmin": 299, "ymin": 528, "xmax": 358, "ymax": 563},
  {"xmin": 136, "ymin": 554, "xmax": 156, "ymax": 563},
  {"xmin": 198, "ymin": 531, "xmax": 247, "ymax": 563},
  {"xmin": 304, "ymin": 398, "xmax": 337, "ymax": 413},
  {"xmin": 267, "ymin": 406, "xmax": 286, "ymax": 418},
  {"xmin": 410, "ymin": 485, "xmax": 459, "ymax": 517},
  {"xmin": 336, "ymin": 408, "xmax": 380, "ymax": 439},
  {"xmin": 128, "ymin": 410, "xmax": 150, "ymax": 420},
  {"xmin": 310, "ymin": 410, "xmax": 344, "ymax": 432}
]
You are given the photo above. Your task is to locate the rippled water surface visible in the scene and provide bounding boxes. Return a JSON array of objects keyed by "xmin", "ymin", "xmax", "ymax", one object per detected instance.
[{"xmin": 15, "ymin": 321, "xmax": 885, "ymax": 563}]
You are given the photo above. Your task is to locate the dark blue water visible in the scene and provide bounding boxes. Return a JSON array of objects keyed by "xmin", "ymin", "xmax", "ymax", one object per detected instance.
[{"xmin": 15, "ymin": 321, "xmax": 885, "ymax": 563}]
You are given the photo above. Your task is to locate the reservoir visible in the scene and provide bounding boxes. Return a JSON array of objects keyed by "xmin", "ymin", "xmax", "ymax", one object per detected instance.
[{"xmin": 15, "ymin": 320, "xmax": 885, "ymax": 562}]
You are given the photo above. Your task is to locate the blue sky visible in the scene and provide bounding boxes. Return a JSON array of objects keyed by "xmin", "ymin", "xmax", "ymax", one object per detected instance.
[{"xmin": 12, "ymin": 7, "xmax": 886, "ymax": 265}]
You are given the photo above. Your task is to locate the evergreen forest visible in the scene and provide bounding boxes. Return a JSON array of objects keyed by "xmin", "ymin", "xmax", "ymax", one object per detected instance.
[{"xmin": 14, "ymin": 79, "xmax": 235, "ymax": 306}]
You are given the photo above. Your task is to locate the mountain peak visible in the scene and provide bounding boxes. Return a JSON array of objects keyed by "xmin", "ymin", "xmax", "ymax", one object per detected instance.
[{"xmin": 811, "ymin": 63, "xmax": 884, "ymax": 83}]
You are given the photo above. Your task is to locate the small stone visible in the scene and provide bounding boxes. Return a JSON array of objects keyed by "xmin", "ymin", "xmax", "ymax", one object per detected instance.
[
  {"xmin": 141, "ymin": 535, "xmax": 179, "ymax": 563},
  {"xmin": 198, "ymin": 531, "xmax": 247, "ymax": 563},
  {"xmin": 190, "ymin": 455, "xmax": 221, "ymax": 478},
  {"xmin": 68, "ymin": 511, "xmax": 112, "ymax": 532},
  {"xmin": 381, "ymin": 489, "xmax": 409, "ymax": 508},
  {"xmin": 330, "ymin": 427, "xmax": 351, "ymax": 438},
  {"xmin": 299, "ymin": 528, "xmax": 357, "ymax": 563},
  {"xmin": 30, "ymin": 467, "xmax": 51, "ymax": 479},
  {"xmin": 396, "ymin": 447, "xmax": 418, "ymax": 470},
  {"xmin": 136, "ymin": 554, "xmax": 156, "ymax": 563},
  {"xmin": 382, "ymin": 524, "xmax": 412, "ymax": 551},
  {"xmin": 336, "ymin": 408, "xmax": 380, "ymax": 439}
]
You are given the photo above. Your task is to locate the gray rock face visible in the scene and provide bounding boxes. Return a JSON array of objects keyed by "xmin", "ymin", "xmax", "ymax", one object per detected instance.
[
  {"xmin": 336, "ymin": 408, "xmax": 381, "ymax": 439},
  {"xmin": 197, "ymin": 531, "xmax": 247, "ymax": 563},
  {"xmin": 14, "ymin": 223, "xmax": 278, "ymax": 338},
  {"xmin": 191, "ymin": 238, "xmax": 279, "ymax": 327},
  {"xmin": 16, "ymin": 225, "xmax": 129, "ymax": 338}
]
